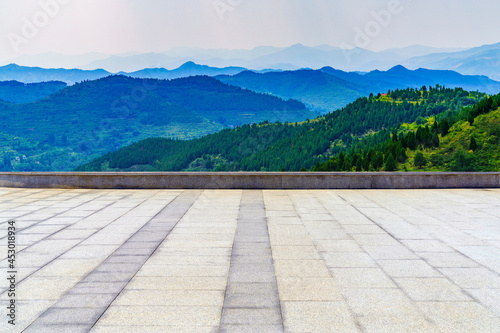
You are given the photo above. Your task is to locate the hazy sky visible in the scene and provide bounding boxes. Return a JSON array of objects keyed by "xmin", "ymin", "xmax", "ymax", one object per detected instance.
[{"xmin": 1, "ymin": 0, "xmax": 500, "ymax": 62}]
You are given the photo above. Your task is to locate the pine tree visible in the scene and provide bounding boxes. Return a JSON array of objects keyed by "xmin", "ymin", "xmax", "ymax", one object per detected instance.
[
  {"xmin": 469, "ymin": 136, "xmax": 478, "ymax": 151},
  {"xmin": 355, "ymin": 158, "xmax": 363, "ymax": 172},
  {"xmin": 384, "ymin": 153, "xmax": 397, "ymax": 171},
  {"xmin": 414, "ymin": 152, "xmax": 426, "ymax": 168},
  {"xmin": 432, "ymin": 133, "xmax": 440, "ymax": 147}
]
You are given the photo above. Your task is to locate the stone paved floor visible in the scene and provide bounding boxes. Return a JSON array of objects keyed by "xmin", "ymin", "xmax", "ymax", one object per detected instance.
[{"xmin": 0, "ymin": 188, "xmax": 500, "ymax": 332}]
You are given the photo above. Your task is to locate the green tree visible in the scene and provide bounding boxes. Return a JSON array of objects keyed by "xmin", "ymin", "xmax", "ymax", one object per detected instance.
[
  {"xmin": 414, "ymin": 152, "xmax": 426, "ymax": 168},
  {"xmin": 355, "ymin": 158, "xmax": 363, "ymax": 172},
  {"xmin": 342, "ymin": 157, "xmax": 352, "ymax": 172},
  {"xmin": 469, "ymin": 136, "xmax": 478, "ymax": 151},
  {"xmin": 450, "ymin": 150, "xmax": 476, "ymax": 171},
  {"xmin": 2, "ymin": 153, "xmax": 12, "ymax": 170},
  {"xmin": 439, "ymin": 119, "xmax": 450, "ymax": 136},
  {"xmin": 384, "ymin": 153, "xmax": 397, "ymax": 171},
  {"xmin": 47, "ymin": 133, "xmax": 55, "ymax": 145},
  {"xmin": 432, "ymin": 133, "xmax": 440, "ymax": 147}
]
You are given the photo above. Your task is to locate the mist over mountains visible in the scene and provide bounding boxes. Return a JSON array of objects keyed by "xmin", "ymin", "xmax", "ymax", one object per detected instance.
[{"xmin": 3, "ymin": 43, "xmax": 499, "ymax": 81}]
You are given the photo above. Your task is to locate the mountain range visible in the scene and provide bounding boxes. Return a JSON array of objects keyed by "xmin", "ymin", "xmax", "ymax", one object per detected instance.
[
  {"xmin": 0, "ymin": 62, "xmax": 247, "ymax": 85},
  {"xmin": 84, "ymin": 42, "xmax": 500, "ymax": 81},
  {"xmin": 1, "ymin": 63, "xmax": 499, "ymax": 112},
  {"xmin": 404, "ymin": 42, "xmax": 500, "ymax": 81},
  {"xmin": 4, "ymin": 43, "xmax": 499, "ymax": 81},
  {"xmin": 217, "ymin": 65, "xmax": 500, "ymax": 112}
]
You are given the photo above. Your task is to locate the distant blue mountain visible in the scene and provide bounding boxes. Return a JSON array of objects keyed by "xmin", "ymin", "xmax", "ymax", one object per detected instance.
[
  {"xmin": 217, "ymin": 69, "xmax": 369, "ymax": 112},
  {"xmin": 405, "ymin": 42, "xmax": 500, "ymax": 81},
  {"xmin": 218, "ymin": 65, "xmax": 500, "ymax": 113},
  {"xmin": 2, "ymin": 62, "xmax": 499, "ymax": 112},
  {"xmin": 120, "ymin": 62, "xmax": 246, "ymax": 80},
  {"xmin": 364, "ymin": 65, "xmax": 500, "ymax": 94},
  {"xmin": 0, "ymin": 64, "xmax": 110, "ymax": 85},
  {"xmin": 0, "ymin": 62, "xmax": 247, "ymax": 85},
  {"xmin": 0, "ymin": 80, "xmax": 67, "ymax": 103}
]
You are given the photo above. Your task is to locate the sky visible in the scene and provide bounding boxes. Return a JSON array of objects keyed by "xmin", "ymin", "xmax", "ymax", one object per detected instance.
[{"xmin": 1, "ymin": 0, "xmax": 500, "ymax": 63}]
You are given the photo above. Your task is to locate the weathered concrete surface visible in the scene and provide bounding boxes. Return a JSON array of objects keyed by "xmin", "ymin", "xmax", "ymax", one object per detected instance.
[
  {"xmin": 0, "ymin": 172, "xmax": 499, "ymax": 189},
  {"xmin": 0, "ymin": 188, "xmax": 500, "ymax": 332}
]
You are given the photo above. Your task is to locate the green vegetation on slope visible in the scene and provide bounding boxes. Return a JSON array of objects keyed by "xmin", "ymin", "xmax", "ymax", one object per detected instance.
[
  {"xmin": 313, "ymin": 92, "xmax": 500, "ymax": 172},
  {"xmin": 0, "ymin": 75, "xmax": 312, "ymax": 171},
  {"xmin": 76, "ymin": 85, "xmax": 484, "ymax": 172}
]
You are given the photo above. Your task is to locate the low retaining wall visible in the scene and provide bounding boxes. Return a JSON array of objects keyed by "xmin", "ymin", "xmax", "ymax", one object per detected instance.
[{"xmin": 0, "ymin": 172, "xmax": 499, "ymax": 189}]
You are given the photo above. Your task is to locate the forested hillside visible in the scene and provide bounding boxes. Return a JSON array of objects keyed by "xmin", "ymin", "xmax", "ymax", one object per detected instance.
[
  {"xmin": 77, "ymin": 86, "xmax": 484, "ymax": 172},
  {"xmin": 313, "ymin": 92, "xmax": 500, "ymax": 172},
  {"xmin": 0, "ymin": 75, "xmax": 311, "ymax": 171}
]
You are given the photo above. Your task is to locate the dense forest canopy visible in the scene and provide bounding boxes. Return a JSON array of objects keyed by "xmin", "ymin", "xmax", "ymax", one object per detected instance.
[{"xmin": 77, "ymin": 85, "xmax": 489, "ymax": 172}]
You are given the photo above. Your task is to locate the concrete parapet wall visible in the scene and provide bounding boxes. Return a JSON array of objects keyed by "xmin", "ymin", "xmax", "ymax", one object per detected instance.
[{"xmin": 0, "ymin": 172, "xmax": 499, "ymax": 189}]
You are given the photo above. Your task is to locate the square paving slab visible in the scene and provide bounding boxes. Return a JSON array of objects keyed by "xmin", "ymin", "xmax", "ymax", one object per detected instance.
[{"xmin": 0, "ymin": 188, "xmax": 499, "ymax": 332}]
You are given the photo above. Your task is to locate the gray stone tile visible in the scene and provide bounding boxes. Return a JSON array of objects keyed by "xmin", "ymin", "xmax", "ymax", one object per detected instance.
[
  {"xmin": 401, "ymin": 239, "xmax": 454, "ymax": 252},
  {"xmin": 85, "ymin": 271, "xmax": 134, "ymax": 283},
  {"xmin": 96, "ymin": 305, "xmax": 222, "ymax": 326},
  {"xmin": 416, "ymin": 301, "xmax": 500, "ymax": 332},
  {"xmin": 93, "ymin": 263, "xmax": 143, "ymax": 274},
  {"xmin": 466, "ymin": 288, "xmax": 500, "ymax": 317},
  {"xmin": 276, "ymin": 277, "xmax": 343, "ymax": 301},
  {"xmin": 24, "ymin": 324, "xmax": 90, "ymax": 333},
  {"xmin": 438, "ymin": 267, "xmax": 500, "ymax": 289},
  {"xmin": 69, "ymin": 281, "xmax": 129, "ymax": 294},
  {"xmin": 316, "ymin": 239, "xmax": 360, "ymax": 252},
  {"xmin": 357, "ymin": 315, "xmax": 438, "ymax": 333},
  {"xmin": 342, "ymin": 288, "xmax": 419, "ymax": 317},
  {"xmin": 332, "ymin": 268, "xmax": 396, "ymax": 289},
  {"xmin": 274, "ymin": 259, "xmax": 331, "ymax": 277},
  {"xmin": 53, "ymin": 294, "xmax": 117, "ymax": 308},
  {"xmin": 396, "ymin": 278, "xmax": 472, "ymax": 301},
  {"xmin": 33, "ymin": 307, "xmax": 104, "ymax": 325},
  {"xmin": 224, "ymin": 293, "xmax": 280, "ymax": 308},
  {"xmin": 221, "ymin": 308, "xmax": 282, "ymax": 325},
  {"xmin": 351, "ymin": 234, "xmax": 401, "ymax": 246},
  {"xmin": 281, "ymin": 301, "xmax": 359, "ymax": 333},
  {"xmin": 220, "ymin": 324, "xmax": 283, "ymax": 333},
  {"xmin": 113, "ymin": 289, "xmax": 225, "ymax": 306},
  {"xmin": 227, "ymin": 272, "xmax": 275, "ymax": 285},
  {"xmin": 323, "ymin": 252, "xmax": 377, "ymax": 268},
  {"xmin": 363, "ymin": 245, "xmax": 419, "ymax": 260},
  {"xmin": 418, "ymin": 251, "xmax": 480, "ymax": 268},
  {"xmin": 378, "ymin": 259, "xmax": 441, "ymax": 277},
  {"xmin": 105, "ymin": 255, "xmax": 149, "ymax": 264},
  {"xmin": 230, "ymin": 255, "xmax": 273, "ymax": 265},
  {"xmin": 225, "ymin": 282, "xmax": 277, "ymax": 296}
]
